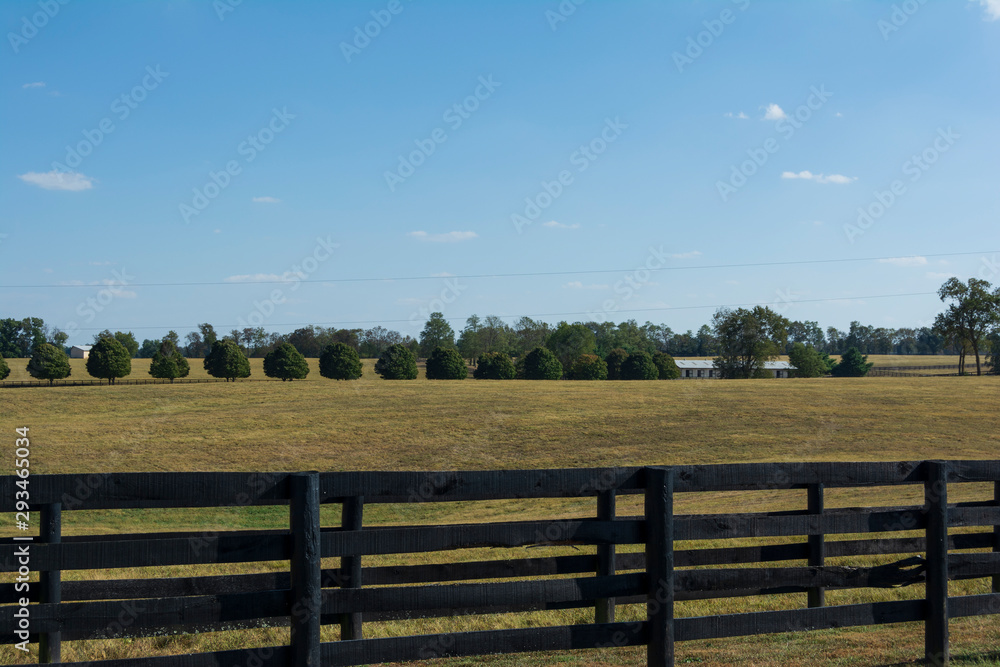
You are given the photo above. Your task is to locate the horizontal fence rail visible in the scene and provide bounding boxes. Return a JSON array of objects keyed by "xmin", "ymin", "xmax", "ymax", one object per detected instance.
[{"xmin": 1, "ymin": 461, "xmax": 998, "ymax": 666}]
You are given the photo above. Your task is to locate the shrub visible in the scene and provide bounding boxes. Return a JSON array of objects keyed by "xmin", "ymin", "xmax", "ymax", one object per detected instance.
[
  {"xmin": 27, "ymin": 344, "xmax": 71, "ymax": 385},
  {"xmin": 568, "ymin": 354, "xmax": 608, "ymax": 380},
  {"xmin": 652, "ymin": 352, "xmax": 680, "ymax": 380},
  {"xmin": 86, "ymin": 337, "xmax": 132, "ymax": 384},
  {"xmin": 375, "ymin": 343, "xmax": 418, "ymax": 380},
  {"xmin": 787, "ymin": 342, "xmax": 829, "ymax": 378},
  {"xmin": 149, "ymin": 342, "xmax": 190, "ymax": 383},
  {"xmin": 605, "ymin": 348, "xmax": 629, "ymax": 380},
  {"xmin": 621, "ymin": 351, "xmax": 658, "ymax": 380},
  {"xmin": 263, "ymin": 342, "xmax": 310, "ymax": 381},
  {"xmin": 522, "ymin": 347, "xmax": 563, "ymax": 380},
  {"xmin": 0, "ymin": 355, "xmax": 9, "ymax": 381},
  {"xmin": 831, "ymin": 347, "xmax": 873, "ymax": 377},
  {"xmin": 204, "ymin": 339, "xmax": 251, "ymax": 382},
  {"xmin": 425, "ymin": 346, "xmax": 468, "ymax": 380},
  {"xmin": 319, "ymin": 343, "xmax": 363, "ymax": 380},
  {"xmin": 473, "ymin": 351, "xmax": 516, "ymax": 379}
]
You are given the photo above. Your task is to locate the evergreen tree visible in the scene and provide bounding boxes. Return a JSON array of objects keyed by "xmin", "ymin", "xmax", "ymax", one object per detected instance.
[
  {"xmin": 0, "ymin": 355, "xmax": 9, "ymax": 381},
  {"xmin": 473, "ymin": 351, "xmax": 516, "ymax": 379},
  {"xmin": 605, "ymin": 348, "xmax": 629, "ymax": 381},
  {"xmin": 374, "ymin": 343, "xmax": 418, "ymax": 380},
  {"xmin": 831, "ymin": 347, "xmax": 874, "ymax": 377},
  {"xmin": 263, "ymin": 342, "xmax": 310, "ymax": 381},
  {"xmin": 521, "ymin": 347, "xmax": 563, "ymax": 380},
  {"xmin": 621, "ymin": 350, "xmax": 658, "ymax": 380},
  {"xmin": 149, "ymin": 341, "xmax": 190, "ymax": 382},
  {"xmin": 319, "ymin": 343, "xmax": 363, "ymax": 380},
  {"xmin": 652, "ymin": 352, "xmax": 680, "ymax": 379},
  {"xmin": 204, "ymin": 339, "xmax": 251, "ymax": 382},
  {"xmin": 568, "ymin": 354, "xmax": 608, "ymax": 380},
  {"xmin": 419, "ymin": 313, "xmax": 456, "ymax": 357},
  {"xmin": 425, "ymin": 346, "xmax": 468, "ymax": 379},
  {"xmin": 26, "ymin": 344, "xmax": 72, "ymax": 385}
]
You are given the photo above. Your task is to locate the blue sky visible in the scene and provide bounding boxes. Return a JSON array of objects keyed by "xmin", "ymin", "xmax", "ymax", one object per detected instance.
[{"xmin": 2, "ymin": 0, "xmax": 999, "ymax": 344}]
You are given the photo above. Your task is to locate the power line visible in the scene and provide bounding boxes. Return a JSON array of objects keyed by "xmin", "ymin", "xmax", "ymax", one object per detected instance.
[
  {"xmin": 60, "ymin": 290, "xmax": 938, "ymax": 332},
  {"xmin": 0, "ymin": 250, "xmax": 993, "ymax": 289}
]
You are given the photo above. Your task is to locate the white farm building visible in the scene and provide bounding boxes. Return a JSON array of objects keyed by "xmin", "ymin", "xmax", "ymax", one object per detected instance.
[
  {"xmin": 70, "ymin": 345, "xmax": 92, "ymax": 359},
  {"xmin": 675, "ymin": 359, "xmax": 795, "ymax": 379}
]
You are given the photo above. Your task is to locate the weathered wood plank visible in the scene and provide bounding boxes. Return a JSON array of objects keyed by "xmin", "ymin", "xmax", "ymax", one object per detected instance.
[
  {"xmin": 645, "ymin": 467, "xmax": 674, "ymax": 667},
  {"xmin": 925, "ymin": 461, "xmax": 950, "ymax": 666},
  {"xmin": 289, "ymin": 472, "xmax": 321, "ymax": 667},
  {"xmin": 675, "ymin": 558, "xmax": 926, "ymax": 593}
]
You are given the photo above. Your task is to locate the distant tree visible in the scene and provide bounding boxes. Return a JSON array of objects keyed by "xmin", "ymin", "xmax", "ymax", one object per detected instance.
[
  {"xmin": 987, "ymin": 331, "xmax": 1000, "ymax": 375},
  {"xmin": 49, "ymin": 329, "xmax": 69, "ymax": 349},
  {"xmin": 0, "ymin": 355, "xmax": 9, "ymax": 380},
  {"xmin": 94, "ymin": 330, "xmax": 140, "ymax": 358},
  {"xmin": 473, "ymin": 351, "xmax": 516, "ymax": 380},
  {"xmin": 512, "ymin": 317, "xmax": 550, "ymax": 357},
  {"xmin": 621, "ymin": 351, "xmax": 658, "ymax": 380},
  {"xmin": 138, "ymin": 339, "xmax": 160, "ymax": 358},
  {"xmin": 605, "ymin": 348, "xmax": 629, "ymax": 380},
  {"xmin": 27, "ymin": 343, "xmax": 72, "ymax": 385},
  {"xmin": 149, "ymin": 341, "xmax": 190, "ymax": 383},
  {"xmin": 419, "ymin": 313, "xmax": 456, "ymax": 357},
  {"xmin": 457, "ymin": 315, "xmax": 483, "ymax": 363},
  {"xmin": 568, "ymin": 354, "xmax": 608, "ymax": 380},
  {"xmin": 522, "ymin": 347, "xmax": 563, "ymax": 380},
  {"xmin": 425, "ymin": 346, "xmax": 468, "ymax": 380},
  {"xmin": 86, "ymin": 337, "xmax": 132, "ymax": 384},
  {"xmin": 712, "ymin": 306, "xmax": 789, "ymax": 379},
  {"xmin": 652, "ymin": 352, "xmax": 680, "ymax": 380},
  {"xmin": 934, "ymin": 277, "xmax": 1000, "ymax": 375},
  {"xmin": 831, "ymin": 347, "xmax": 873, "ymax": 377},
  {"xmin": 374, "ymin": 343, "xmax": 418, "ymax": 380},
  {"xmin": 545, "ymin": 322, "xmax": 596, "ymax": 372},
  {"xmin": 263, "ymin": 342, "xmax": 310, "ymax": 381},
  {"xmin": 204, "ymin": 339, "xmax": 251, "ymax": 382},
  {"xmin": 787, "ymin": 343, "xmax": 829, "ymax": 378},
  {"xmin": 319, "ymin": 343, "xmax": 363, "ymax": 380}
]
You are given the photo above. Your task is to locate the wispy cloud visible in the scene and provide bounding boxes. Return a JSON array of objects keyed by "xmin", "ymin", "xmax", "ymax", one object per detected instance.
[
  {"xmin": 927, "ymin": 271, "xmax": 959, "ymax": 280},
  {"xmin": 408, "ymin": 230, "xmax": 478, "ymax": 243},
  {"xmin": 542, "ymin": 220, "xmax": 580, "ymax": 230},
  {"xmin": 980, "ymin": 0, "xmax": 1000, "ymax": 20},
  {"xmin": 252, "ymin": 196, "xmax": 280, "ymax": 203},
  {"xmin": 670, "ymin": 250, "xmax": 702, "ymax": 259},
  {"xmin": 224, "ymin": 272, "xmax": 305, "ymax": 283},
  {"xmin": 879, "ymin": 256, "xmax": 927, "ymax": 267},
  {"xmin": 725, "ymin": 111, "xmax": 749, "ymax": 119},
  {"xmin": 22, "ymin": 82, "xmax": 45, "ymax": 89},
  {"xmin": 18, "ymin": 170, "xmax": 94, "ymax": 191},
  {"xmin": 781, "ymin": 170, "xmax": 856, "ymax": 184},
  {"xmin": 763, "ymin": 103, "xmax": 787, "ymax": 121}
]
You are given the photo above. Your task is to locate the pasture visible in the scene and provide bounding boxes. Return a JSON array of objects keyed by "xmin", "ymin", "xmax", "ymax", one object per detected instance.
[{"xmin": 1, "ymin": 365, "xmax": 998, "ymax": 665}]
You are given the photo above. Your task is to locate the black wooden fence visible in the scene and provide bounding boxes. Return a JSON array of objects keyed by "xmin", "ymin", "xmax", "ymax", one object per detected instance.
[{"xmin": 1, "ymin": 461, "xmax": 999, "ymax": 666}]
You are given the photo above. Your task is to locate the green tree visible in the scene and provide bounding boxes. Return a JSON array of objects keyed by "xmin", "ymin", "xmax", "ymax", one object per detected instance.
[
  {"xmin": 934, "ymin": 277, "xmax": 1000, "ymax": 375},
  {"xmin": 419, "ymin": 313, "xmax": 456, "ymax": 357},
  {"xmin": 621, "ymin": 350, "xmax": 658, "ymax": 380},
  {"xmin": 652, "ymin": 352, "xmax": 680, "ymax": 380},
  {"xmin": 605, "ymin": 348, "xmax": 629, "ymax": 380},
  {"xmin": 27, "ymin": 344, "xmax": 72, "ymax": 385},
  {"xmin": 263, "ymin": 342, "xmax": 310, "ymax": 381},
  {"xmin": 149, "ymin": 341, "xmax": 190, "ymax": 383},
  {"xmin": 568, "ymin": 354, "xmax": 608, "ymax": 380},
  {"xmin": 204, "ymin": 339, "xmax": 251, "ymax": 382},
  {"xmin": 545, "ymin": 322, "xmax": 596, "ymax": 372},
  {"xmin": 787, "ymin": 343, "xmax": 828, "ymax": 378},
  {"xmin": 522, "ymin": 347, "xmax": 563, "ymax": 380},
  {"xmin": 0, "ymin": 355, "xmax": 9, "ymax": 381},
  {"xmin": 95, "ymin": 330, "xmax": 140, "ymax": 358},
  {"xmin": 319, "ymin": 343, "xmax": 363, "ymax": 380},
  {"xmin": 86, "ymin": 337, "xmax": 132, "ymax": 384},
  {"xmin": 712, "ymin": 306, "xmax": 789, "ymax": 379},
  {"xmin": 831, "ymin": 347, "xmax": 874, "ymax": 377},
  {"xmin": 375, "ymin": 343, "xmax": 418, "ymax": 380},
  {"xmin": 473, "ymin": 351, "xmax": 516, "ymax": 379},
  {"xmin": 425, "ymin": 346, "xmax": 468, "ymax": 380}
]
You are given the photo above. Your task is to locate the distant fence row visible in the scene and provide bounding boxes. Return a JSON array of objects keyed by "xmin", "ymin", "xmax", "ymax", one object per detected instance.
[{"xmin": 1, "ymin": 461, "xmax": 999, "ymax": 666}]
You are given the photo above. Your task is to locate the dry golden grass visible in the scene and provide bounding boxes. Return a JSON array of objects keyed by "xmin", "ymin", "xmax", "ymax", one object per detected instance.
[{"xmin": 1, "ymin": 370, "xmax": 998, "ymax": 665}]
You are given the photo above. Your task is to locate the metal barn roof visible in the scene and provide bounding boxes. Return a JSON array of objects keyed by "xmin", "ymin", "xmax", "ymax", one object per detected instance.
[{"xmin": 674, "ymin": 359, "xmax": 795, "ymax": 370}]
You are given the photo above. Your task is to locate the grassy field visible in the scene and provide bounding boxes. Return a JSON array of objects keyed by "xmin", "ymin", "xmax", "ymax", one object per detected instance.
[{"xmin": 1, "ymin": 365, "xmax": 998, "ymax": 665}]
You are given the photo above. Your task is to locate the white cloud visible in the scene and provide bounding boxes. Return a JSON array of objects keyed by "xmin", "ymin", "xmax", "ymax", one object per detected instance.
[
  {"xmin": 763, "ymin": 104, "xmax": 787, "ymax": 121},
  {"xmin": 224, "ymin": 272, "xmax": 305, "ymax": 284},
  {"xmin": 879, "ymin": 256, "xmax": 927, "ymax": 267},
  {"xmin": 781, "ymin": 171, "xmax": 856, "ymax": 184},
  {"xmin": 542, "ymin": 221, "xmax": 580, "ymax": 229},
  {"xmin": 22, "ymin": 82, "xmax": 45, "ymax": 89},
  {"xmin": 252, "ymin": 196, "xmax": 280, "ymax": 203},
  {"xmin": 980, "ymin": 0, "xmax": 1000, "ymax": 20},
  {"xmin": 670, "ymin": 250, "xmax": 702, "ymax": 259},
  {"xmin": 408, "ymin": 230, "xmax": 478, "ymax": 243},
  {"xmin": 725, "ymin": 111, "xmax": 749, "ymax": 119},
  {"xmin": 18, "ymin": 170, "xmax": 94, "ymax": 191}
]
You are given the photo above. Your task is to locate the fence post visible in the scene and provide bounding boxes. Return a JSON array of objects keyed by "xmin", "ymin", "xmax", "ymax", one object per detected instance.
[
  {"xmin": 925, "ymin": 461, "xmax": 949, "ymax": 667},
  {"xmin": 290, "ymin": 472, "xmax": 321, "ymax": 667},
  {"xmin": 39, "ymin": 503, "xmax": 61, "ymax": 664},
  {"xmin": 645, "ymin": 467, "xmax": 674, "ymax": 667},
  {"xmin": 992, "ymin": 481, "xmax": 999, "ymax": 594},
  {"xmin": 596, "ymin": 488, "xmax": 616, "ymax": 624},
  {"xmin": 340, "ymin": 495, "xmax": 364, "ymax": 640},
  {"xmin": 807, "ymin": 483, "xmax": 825, "ymax": 608}
]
